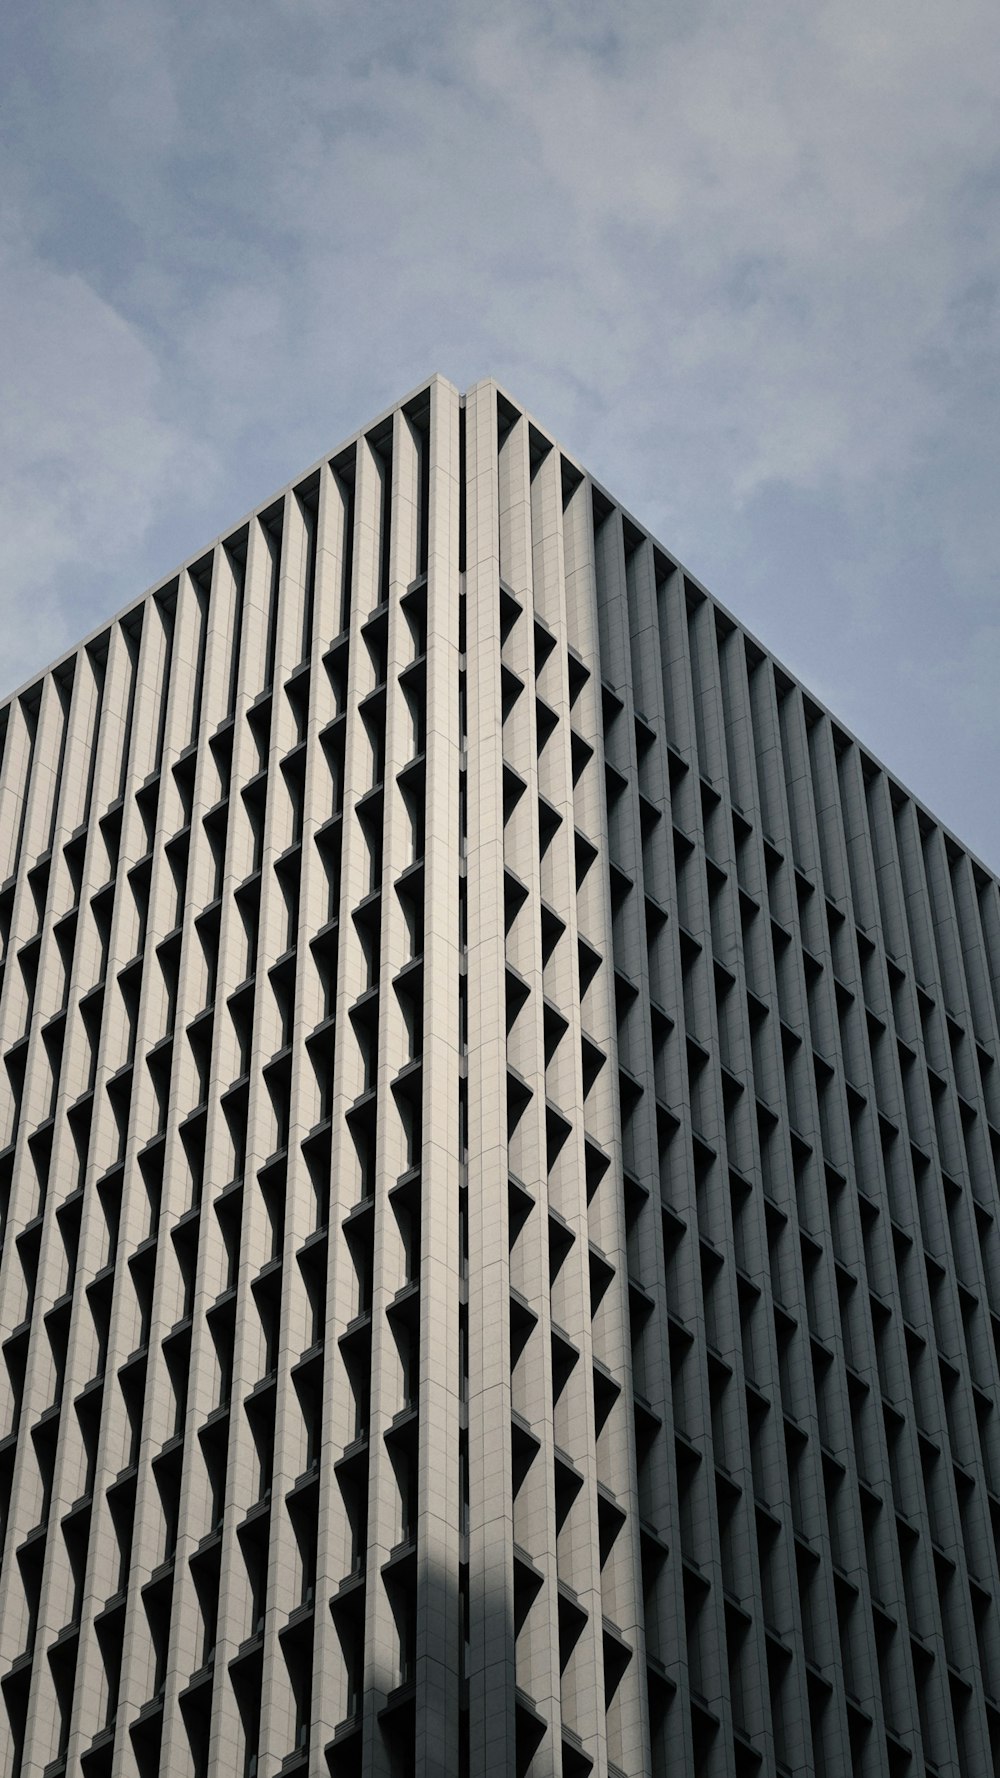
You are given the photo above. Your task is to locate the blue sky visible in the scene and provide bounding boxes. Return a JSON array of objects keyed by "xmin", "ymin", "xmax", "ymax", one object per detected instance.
[{"xmin": 2, "ymin": 0, "xmax": 999, "ymax": 866}]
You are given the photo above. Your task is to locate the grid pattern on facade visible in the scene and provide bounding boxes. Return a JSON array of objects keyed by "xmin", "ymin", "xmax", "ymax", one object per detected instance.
[{"xmin": 1, "ymin": 374, "xmax": 1000, "ymax": 1778}]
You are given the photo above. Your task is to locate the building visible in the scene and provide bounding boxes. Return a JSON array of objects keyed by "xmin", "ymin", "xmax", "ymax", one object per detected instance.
[{"xmin": 1, "ymin": 374, "xmax": 999, "ymax": 1778}]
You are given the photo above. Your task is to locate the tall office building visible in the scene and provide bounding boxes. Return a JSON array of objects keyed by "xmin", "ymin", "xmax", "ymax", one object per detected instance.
[{"xmin": 1, "ymin": 374, "xmax": 999, "ymax": 1778}]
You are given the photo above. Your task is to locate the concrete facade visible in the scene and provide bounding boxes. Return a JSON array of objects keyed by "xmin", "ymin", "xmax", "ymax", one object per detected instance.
[{"xmin": 2, "ymin": 374, "xmax": 1000, "ymax": 1777}]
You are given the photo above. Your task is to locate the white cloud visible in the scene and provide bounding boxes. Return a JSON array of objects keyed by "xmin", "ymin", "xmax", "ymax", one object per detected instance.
[
  {"xmin": 0, "ymin": 209, "xmax": 213, "ymax": 686},
  {"xmin": 0, "ymin": 0, "xmax": 998, "ymax": 858},
  {"xmin": 460, "ymin": 0, "xmax": 1000, "ymax": 505}
]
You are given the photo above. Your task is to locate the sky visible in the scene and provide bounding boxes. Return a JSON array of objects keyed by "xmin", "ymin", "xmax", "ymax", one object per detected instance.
[{"xmin": 1, "ymin": 0, "xmax": 999, "ymax": 868}]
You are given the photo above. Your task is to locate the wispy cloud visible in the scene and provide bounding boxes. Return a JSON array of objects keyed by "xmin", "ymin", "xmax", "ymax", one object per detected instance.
[{"xmin": 1, "ymin": 0, "xmax": 998, "ymax": 860}]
